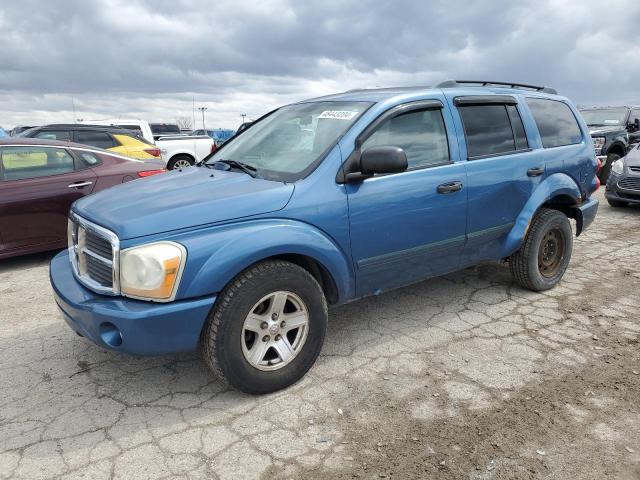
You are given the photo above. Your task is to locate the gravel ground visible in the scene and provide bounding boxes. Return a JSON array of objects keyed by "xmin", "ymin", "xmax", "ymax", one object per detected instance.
[{"xmin": 1, "ymin": 189, "xmax": 639, "ymax": 480}]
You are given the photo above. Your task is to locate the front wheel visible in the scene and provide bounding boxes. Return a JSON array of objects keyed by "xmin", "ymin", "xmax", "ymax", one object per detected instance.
[
  {"xmin": 510, "ymin": 209, "xmax": 573, "ymax": 291},
  {"xmin": 201, "ymin": 260, "xmax": 328, "ymax": 394}
]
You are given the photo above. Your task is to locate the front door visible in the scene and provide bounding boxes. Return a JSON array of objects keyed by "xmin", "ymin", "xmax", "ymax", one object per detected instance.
[
  {"xmin": 345, "ymin": 100, "xmax": 467, "ymax": 297},
  {"xmin": 0, "ymin": 145, "xmax": 96, "ymax": 255}
]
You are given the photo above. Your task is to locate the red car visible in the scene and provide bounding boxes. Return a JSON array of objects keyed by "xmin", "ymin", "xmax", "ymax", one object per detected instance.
[{"xmin": 0, "ymin": 138, "xmax": 166, "ymax": 259}]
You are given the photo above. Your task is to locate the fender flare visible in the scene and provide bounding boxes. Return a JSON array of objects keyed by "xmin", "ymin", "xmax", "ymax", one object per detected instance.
[
  {"xmin": 175, "ymin": 219, "xmax": 355, "ymax": 303},
  {"xmin": 503, "ymin": 173, "xmax": 581, "ymax": 256}
]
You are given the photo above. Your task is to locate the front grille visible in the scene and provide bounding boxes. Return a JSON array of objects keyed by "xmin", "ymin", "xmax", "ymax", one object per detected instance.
[
  {"xmin": 629, "ymin": 166, "xmax": 640, "ymax": 173},
  {"xmin": 68, "ymin": 214, "xmax": 119, "ymax": 294},
  {"xmin": 617, "ymin": 177, "xmax": 640, "ymax": 192}
]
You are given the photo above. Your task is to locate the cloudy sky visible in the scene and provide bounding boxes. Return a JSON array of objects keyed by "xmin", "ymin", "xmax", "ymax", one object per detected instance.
[{"xmin": 1, "ymin": 0, "xmax": 639, "ymax": 130}]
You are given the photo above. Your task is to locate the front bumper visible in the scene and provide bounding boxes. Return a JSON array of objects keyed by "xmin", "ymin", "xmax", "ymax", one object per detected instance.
[
  {"xmin": 605, "ymin": 172, "xmax": 640, "ymax": 205},
  {"xmin": 49, "ymin": 251, "xmax": 216, "ymax": 355}
]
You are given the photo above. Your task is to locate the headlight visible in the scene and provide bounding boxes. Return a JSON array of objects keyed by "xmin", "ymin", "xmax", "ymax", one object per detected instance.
[
  {"xmin": 592, "ymin": 136, "xmax": 606, "ymax": 154},
  {"xmin": 120, "ymin": 242, "xmax": 186, "ymax": 301},
  {"xmin": 611, "ymin": 158, "xmax": 625, "ymax": 175}
]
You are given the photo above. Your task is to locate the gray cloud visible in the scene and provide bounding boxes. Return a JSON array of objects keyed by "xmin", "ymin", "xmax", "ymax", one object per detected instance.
[{"xmin": 1, "ymin": 0, "xmax": 639, "ymax": 129}]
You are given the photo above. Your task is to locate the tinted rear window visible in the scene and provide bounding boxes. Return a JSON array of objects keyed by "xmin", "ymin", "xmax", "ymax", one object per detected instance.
[
  {"xmin": 150, "ymin": 124, "xmax": 181, "ymax": 135},
  {"xmin": 526, "ymin": 98, "xmax": 583, "ymax": 148},
  {"xmin": 118, "ymin": 125, "xmax": 144, "ymax": 135}
]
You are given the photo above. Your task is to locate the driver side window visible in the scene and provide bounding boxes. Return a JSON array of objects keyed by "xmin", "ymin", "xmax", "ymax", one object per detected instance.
[{"xmin": 361, "ymin": 108, "xmax": 450, "ymax": 169}]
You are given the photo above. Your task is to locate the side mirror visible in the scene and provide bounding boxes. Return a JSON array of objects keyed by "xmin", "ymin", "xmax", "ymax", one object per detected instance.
[{"xmin": 345, "ymin": 146, "xmax": 408, "ymax": 182}]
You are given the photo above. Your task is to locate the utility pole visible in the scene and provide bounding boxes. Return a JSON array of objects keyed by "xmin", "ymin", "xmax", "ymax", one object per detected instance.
[{"xmin": 198, "ymin": 106, "xmax": 207, "ymax": 130}]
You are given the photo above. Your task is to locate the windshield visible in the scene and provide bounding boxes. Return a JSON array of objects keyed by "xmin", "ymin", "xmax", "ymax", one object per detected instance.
[
  {"xmin": 205, "ymin": 101, "xmax": 371, "ymax": 181},
  {"xmin": 580, "ymin": 108, "xmax": 628, "ymax": 126}
]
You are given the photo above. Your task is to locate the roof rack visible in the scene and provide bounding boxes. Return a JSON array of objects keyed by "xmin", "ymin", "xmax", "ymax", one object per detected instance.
[{"xmin": 436, "ymin": 80, "xmax": 557, "ymax": 95}]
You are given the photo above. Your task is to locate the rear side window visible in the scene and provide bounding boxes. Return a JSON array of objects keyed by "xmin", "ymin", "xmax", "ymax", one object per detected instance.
[
  {"xmin": 1, "ymin": 146, "xmax": 75, "ymax": 181},
  {"xmin": 459, "ymin": 104, "xmax": 528, "ymax": 158},
  {"xmin": 34, "ymin": 130, "xmax": 72, "ymax": 141},
  {"xmin": 526, "ymin": 98, "xmax": 583, "ymax": 148},
  {"xmin": 76, "ymin": 131, "xmax": 117, "ymax": 149},
  {"xmin": 77, "ymin": 151, "xmax": 101, "ymax": 166},
  {"xmin": 361, "ymin": 108, "xmax": 450, "ymax": 169}
]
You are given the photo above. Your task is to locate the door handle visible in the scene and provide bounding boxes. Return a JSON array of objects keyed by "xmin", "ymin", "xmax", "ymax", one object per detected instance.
[
  {"xmin": 527, "ymin": 167, "xmax": 544, "ymax": 177},
  {"xmin": 68, "ymin": 181, "xmax": 93, "ymax": 189},
  {"xmin": 437, "ymin": 181, "xmax": 463, "ymax": 194}
]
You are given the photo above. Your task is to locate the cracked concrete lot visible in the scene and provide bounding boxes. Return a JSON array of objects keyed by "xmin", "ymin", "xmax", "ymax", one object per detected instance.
[{"xmin": 1, "ymin": 189, "xmax": 639, "ymax": 480}]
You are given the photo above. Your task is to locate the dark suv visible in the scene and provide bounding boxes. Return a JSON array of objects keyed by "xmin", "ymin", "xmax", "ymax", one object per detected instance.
[{"xmin": 579, "ymin": 106, "xmax": 640, "ymax": 182}]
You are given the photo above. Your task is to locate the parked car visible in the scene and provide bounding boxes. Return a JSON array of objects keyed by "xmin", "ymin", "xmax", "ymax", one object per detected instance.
[
  {"xmin": 0, "ymin": 127, "xmax": 8, "ymax": 138},
  {"xmin": 604, "ymin": 143, "xmax": 640, "ymax": 207},
  {"xmin": 579, "ymin": 106, "xmax": 640, "ymax": 182},
  {"xmin": 192, "ymin": 128, "xmax": 236, "ymax": 145},
  {"xmin": 0, "ymin": 138, "xmax": 165, "ymax": 259},
  {"xmin": 20, "ymin": 124, "xmax": 162, "ymax": 161},
  {"xmin": 87, "ymin": 119, "xmax": 215, "ymax": 170},
  {"xmin": 10, "ymin": 125, "xmax": 38, "ymax": 136},
  {"xmin": 50, "ymin": 80, "xmax": 599, "ymax": 394}
]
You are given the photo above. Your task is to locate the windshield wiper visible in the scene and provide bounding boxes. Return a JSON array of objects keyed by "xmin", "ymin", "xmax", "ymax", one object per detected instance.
[{"xmin": 206, "ymin": 159, "xmax": 258, "ymax": 178}]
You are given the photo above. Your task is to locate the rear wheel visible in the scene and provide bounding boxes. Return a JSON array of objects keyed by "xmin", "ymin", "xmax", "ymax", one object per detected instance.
[
  {"xmin": 607, "ymin": 198, "xmax": 627, "ymax": 208},
  {"xmin": 201, "ymin": 260, "xmax": 328, "ymax": 394},
  {"xmin": 510, "ymin": 209, "xmax": 573, "ymax": 291},
  {"xmin": 167, "ymin": 154, "xmax": 194, "ymax": 170}
]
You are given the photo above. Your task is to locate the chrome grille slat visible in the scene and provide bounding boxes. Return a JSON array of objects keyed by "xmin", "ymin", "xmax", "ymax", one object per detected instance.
[
  {"xmin": 68, "ymin": 213, "xmax": 119, "ymax": 295},
  {"xmin": 618, "ymin": 177, "xmax": 640, "ymax": 192}
]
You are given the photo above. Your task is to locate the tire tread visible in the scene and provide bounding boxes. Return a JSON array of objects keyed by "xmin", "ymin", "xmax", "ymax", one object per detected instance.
[
  {"xmin": 509, "ymin": 208, "xmax": 570, "ymax": 291},
  {"xmin": 200, "ymin": 260, "xmax": 326, "ymax": 390}
]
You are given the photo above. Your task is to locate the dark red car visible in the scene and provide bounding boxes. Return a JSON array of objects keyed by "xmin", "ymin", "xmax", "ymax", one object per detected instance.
[{"xmin": 0, "ymin": 138, "xmax": 166, "ymax": 259}]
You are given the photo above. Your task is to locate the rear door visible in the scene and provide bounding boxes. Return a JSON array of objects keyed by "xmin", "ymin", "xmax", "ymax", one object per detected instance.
[
  {"xmin": 345, "ymin": 99, "xmax": 468, "ymax": 297},
  {"xmin": 445, "ymin": 94, "xmax": 543, "ymax": 264},
  {"xmin": 0, "ymin": 146, "xmax": 97, "ymax": 255}
]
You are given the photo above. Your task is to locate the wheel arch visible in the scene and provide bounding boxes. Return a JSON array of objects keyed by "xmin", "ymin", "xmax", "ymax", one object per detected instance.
[
  {"xmin": 606, "ymin": 142, "xmax": 626, "ymax": 158},
  {"xmin": 168, "ymin": 152, "xmax": 195, "ymax": 164},
  {"xmin": 175, "ymin": 219, "xmax": 355, "ymax": 304},
  {"xmin": 502, "ymin": 173, "xmax": 582, "ymax": 256}
]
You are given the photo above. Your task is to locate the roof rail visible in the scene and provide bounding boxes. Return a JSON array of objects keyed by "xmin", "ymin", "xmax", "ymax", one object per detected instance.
[{"xmin": 436, "ymin": 80, "xmax": 557, "ymax": 95}]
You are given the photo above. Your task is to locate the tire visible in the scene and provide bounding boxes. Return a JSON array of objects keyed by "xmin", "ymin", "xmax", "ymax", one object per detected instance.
[
  {"xmin": 167, "ymin": 154, "xmax": 195, "ymax": 170},
  {"xmin": 607, "ymin": 198, "xmax": 627, "ymax": 208},
  {"xmin": 201, "ymin": 260, "xmax": 328, "ymax": 394},
  {"xmin": 510, "ymin": 208, "xmax": 573, "ymax": 292},
  {"xmin": 599, "ymin": 153, "xmax": 619, "ymax": 184}
]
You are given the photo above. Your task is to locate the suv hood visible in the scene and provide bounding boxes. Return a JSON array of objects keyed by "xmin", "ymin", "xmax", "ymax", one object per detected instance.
[
  {"xmin": 73, "ymin": 167, "xmax": 294, "ymax": 240},
  {"xmin": 589, "ymin": 125, "xmax": 623, "ymax": 136}
]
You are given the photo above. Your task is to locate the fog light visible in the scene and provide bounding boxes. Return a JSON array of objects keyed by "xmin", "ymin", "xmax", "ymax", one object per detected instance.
[{"xmin": 99, "ymin": 322, "xmax": 123, "ymax": 347}]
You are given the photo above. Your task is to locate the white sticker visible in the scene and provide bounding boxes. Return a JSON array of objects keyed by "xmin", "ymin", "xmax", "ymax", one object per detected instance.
[{"xmin": 318, "ymin": 110, "xmax": 359, "ymax": 120}]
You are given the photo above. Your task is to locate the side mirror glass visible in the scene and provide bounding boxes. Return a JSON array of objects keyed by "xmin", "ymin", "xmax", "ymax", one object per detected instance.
[{"xmin": 355, "ymin": 146, "xmax": 408, "ymax": 180}]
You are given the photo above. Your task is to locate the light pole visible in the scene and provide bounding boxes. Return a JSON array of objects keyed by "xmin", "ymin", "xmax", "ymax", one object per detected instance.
[
  {"xmin": 198, "ymin": 107, "xmax": 207, "ymax": 130},
  {"xmin": 241, "ymin": 114, "xmax": 246, "ymax": 126}
]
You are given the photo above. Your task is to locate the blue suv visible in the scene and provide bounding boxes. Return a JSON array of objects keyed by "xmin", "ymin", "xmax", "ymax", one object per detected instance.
[{"xmin": 50, "ymin": 80, "xmax": 599, "ymax": 394}]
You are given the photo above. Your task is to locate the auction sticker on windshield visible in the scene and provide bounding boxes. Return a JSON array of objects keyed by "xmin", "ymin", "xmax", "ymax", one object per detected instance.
[{"xmin": 318, "ymin": 110, "xmax": 359, "ymax": 120}]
